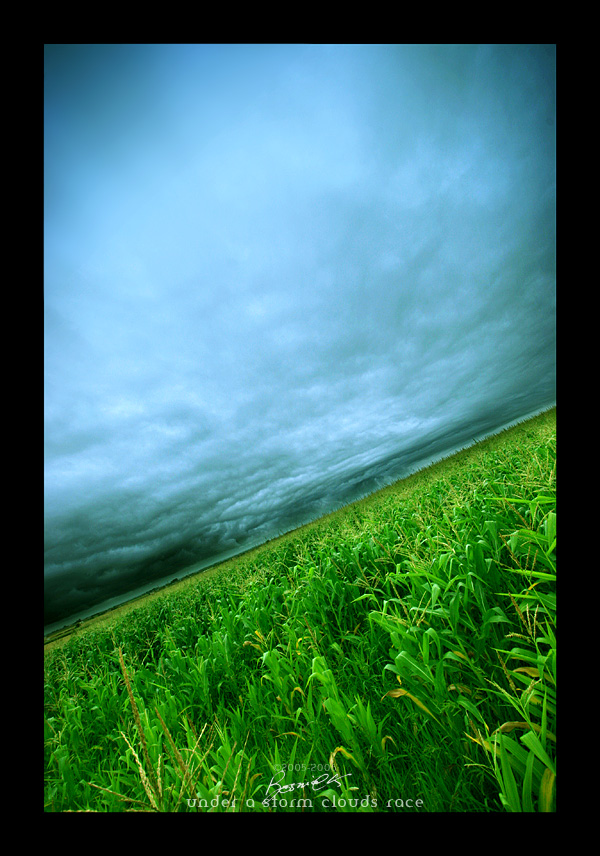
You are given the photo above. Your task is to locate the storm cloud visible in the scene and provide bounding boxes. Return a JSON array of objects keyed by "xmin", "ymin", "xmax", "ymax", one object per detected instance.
[{"xmin": 44, "ymin": 44, "xmax": 556, "ymax": 630}]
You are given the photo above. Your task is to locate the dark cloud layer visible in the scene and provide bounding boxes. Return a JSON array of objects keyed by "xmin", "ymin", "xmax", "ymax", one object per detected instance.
[{"xmin": 44, "ymin": 44, "xmax": 556, "ymax": 631}]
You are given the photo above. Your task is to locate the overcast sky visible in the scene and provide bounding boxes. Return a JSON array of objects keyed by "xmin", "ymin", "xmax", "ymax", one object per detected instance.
[{"xmin": 44, "ymin": 44, "xmax": 556, "ymax": 630}]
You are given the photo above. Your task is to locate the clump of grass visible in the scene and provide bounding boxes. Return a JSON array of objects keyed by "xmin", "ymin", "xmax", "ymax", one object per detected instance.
[{"xmin": 44, "ymin": 407, "xmax": 556, "ymax": 812}]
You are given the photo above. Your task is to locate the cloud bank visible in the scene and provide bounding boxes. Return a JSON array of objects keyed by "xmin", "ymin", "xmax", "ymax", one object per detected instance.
[{"xmin": 44, "ymin": 44, "xmax": 556, "ymax": 630}]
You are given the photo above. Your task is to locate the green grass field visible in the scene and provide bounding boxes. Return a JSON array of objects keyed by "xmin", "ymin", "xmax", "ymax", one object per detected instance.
[{"xmin": 44, "ymin": 407, "xmax": 556, "ymax": 812}]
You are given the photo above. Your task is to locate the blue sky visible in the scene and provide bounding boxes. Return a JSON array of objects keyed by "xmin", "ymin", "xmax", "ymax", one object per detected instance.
[{"xmin": 44, "ymin": 44, "xmax": 556, "ymax": 630}]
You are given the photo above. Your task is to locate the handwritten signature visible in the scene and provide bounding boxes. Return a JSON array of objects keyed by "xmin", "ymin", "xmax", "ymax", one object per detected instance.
[{"xmin": 265, "ymin": 769, "xmax": 352, "ymax": 800}]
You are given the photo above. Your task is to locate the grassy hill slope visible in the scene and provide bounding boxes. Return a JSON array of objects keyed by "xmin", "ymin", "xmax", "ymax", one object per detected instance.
[{"xmin": 44, "ymin": 407, "xmax": 556, "ymax": 812}]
